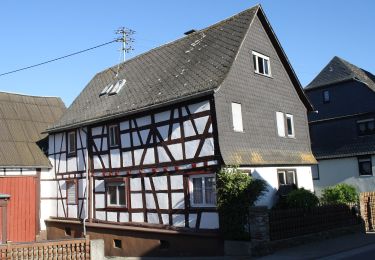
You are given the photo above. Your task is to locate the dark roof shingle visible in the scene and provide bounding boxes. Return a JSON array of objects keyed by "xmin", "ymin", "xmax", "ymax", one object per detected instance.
[
  {"xmin": 0, "ymin": 92, "xmax": 66, "ymax": 168},
  {"xmin": 305, "ymin": 56, "xmax": 375, "ymax": 92},
  {"xmin": 47, "ymin": 6, "xmax": 260, "ymax": 132}
]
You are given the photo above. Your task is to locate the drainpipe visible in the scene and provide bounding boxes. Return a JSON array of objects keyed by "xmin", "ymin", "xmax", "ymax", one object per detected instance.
[{"xmin": 81, "ymin": 128, "xmax": 89, "ymax": 237}]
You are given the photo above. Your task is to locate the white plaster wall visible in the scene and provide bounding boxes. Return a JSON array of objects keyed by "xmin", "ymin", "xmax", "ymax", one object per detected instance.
[
  {"xmin": 314, "ymin": 155, "xmax": 375, "ymax": 196},
  {"xmin": 242, "ymin": 166, "xmax": 314, "ymax": 208}
]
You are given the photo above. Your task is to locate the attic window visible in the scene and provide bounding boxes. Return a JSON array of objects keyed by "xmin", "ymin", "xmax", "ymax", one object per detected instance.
[
  {"xmin": 100, "ymin": 79, "xmax": 126, "ymax": 96},
  {"xmin": 252, "ymin": 51, "xmax": 271, "ymax": 77},
  {"xmin": 323, "ymin": 90, "xmax": 330, "ymax": 103}
]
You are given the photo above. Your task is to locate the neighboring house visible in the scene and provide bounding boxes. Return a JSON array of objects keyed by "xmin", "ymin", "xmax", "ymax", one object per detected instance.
[
  {"xmin": 305, "ymin": 56, "xmax": 375, "ymax": 194},
  {"xmin": 43, "ymin": 5, "xmax": 315, "ymax": 257},
  {"xmin": 0, "ymin": 92, "xmax": 65, "ymax": 242}
]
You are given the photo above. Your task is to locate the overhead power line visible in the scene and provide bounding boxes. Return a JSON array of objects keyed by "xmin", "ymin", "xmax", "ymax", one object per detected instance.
[{"xmin": 0, "ymin": 39, "xmax": 117, "ymax": 77}]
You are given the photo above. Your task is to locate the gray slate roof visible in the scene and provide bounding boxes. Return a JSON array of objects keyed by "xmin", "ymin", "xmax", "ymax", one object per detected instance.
[
  {"xmin": 48, "ymin": 5, "xmax": 312, "ymax": 133},
  {"xmin": 0, "ymin": 92, "xmax": 65, "ymax": 168},
  {"xmin": 305, "ymin": 56, "xmax": 375, "ymax": 92}
]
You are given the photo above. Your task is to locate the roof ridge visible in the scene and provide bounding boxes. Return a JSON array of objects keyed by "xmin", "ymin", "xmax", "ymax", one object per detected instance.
[
  {"xmin": 95, "ymin": 5, "xmax": 260, "ymax": 77},
  {"xmin": 0, "ymin": 90, "xmax": 63, "ymax": 99}
]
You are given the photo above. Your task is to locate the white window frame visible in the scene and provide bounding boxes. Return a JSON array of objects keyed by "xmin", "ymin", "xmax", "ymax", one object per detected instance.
[
  {"xmin": 252, "ymin": 51, "xmax": 271, "ymax": 77},
  {"xmin": 231, "ymin": 102, "xmax": 244, "ymax": 132},
  {"xmin": 109, "ymin": 125, "xmax": 120, "ymax": 147},
  {"xmin": 106, "ymin": 181, "xmax": 126, "ymax": 207},
  {"xmin": 278, "ymin": 169, "xmax": 297, "ymax": 186},
  {"xmin": 189, "ymin": 174, "xmax": 217, "ymax": 208},
  {"xmin": 67, "ymin": 131, "xmax": 76, "ymax": 155},
  {"xmin": 286, "ymin": 114, "xmax": 295, "ymax": 138}
]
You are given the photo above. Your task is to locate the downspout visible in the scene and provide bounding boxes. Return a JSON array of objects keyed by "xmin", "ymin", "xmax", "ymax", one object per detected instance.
[{"xmin": 81, "ymin": 127, "xmax": 89, "ymax": 237}]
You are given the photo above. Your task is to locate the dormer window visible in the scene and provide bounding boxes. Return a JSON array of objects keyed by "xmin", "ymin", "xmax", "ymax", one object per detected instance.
[
  {"xmin": 252, "ymin": 51, "xmax": 271, "ymax": 77},
  {"xmin": 323, "ymin": 90, "xmax": 330, "ymax": 103},
  {"xmin": 99, "ymin": 79, "xmax": 126, "ymax": 96}
]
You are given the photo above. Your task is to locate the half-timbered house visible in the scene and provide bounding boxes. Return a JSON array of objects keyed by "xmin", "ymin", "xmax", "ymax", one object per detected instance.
[
  {"xmin": 44, "ymin": 5, "xmax": 316, "ymax": 256},
  {"xmin": 0, "ymin": 92, "xmax": 65, "ymax": 242}
]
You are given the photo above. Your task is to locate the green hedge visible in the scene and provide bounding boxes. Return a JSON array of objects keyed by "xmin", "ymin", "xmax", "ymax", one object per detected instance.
[
  {"xmin": 321, "ymin": 183, "xmax": 358, "ymax": 204},
  {"xmin": 217, "ymin": 166, "xmax": 266, "ymax": 240}
]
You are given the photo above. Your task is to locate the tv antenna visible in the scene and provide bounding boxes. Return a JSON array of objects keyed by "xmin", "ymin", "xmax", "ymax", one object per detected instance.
[{"xmin": 115, "ymin": 27, "xmax": 135, "ymax": 62}]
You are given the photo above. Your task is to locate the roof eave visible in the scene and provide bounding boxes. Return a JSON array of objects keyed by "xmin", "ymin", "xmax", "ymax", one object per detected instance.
[{"xmin": 46, "ymin": 89, "xmax": 215, "ymax": 134}]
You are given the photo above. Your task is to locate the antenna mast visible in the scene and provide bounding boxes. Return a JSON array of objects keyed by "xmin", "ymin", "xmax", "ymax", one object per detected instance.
[{"xmin": 115, "ymin": 27, "xmax": 135, "ymax": 62}]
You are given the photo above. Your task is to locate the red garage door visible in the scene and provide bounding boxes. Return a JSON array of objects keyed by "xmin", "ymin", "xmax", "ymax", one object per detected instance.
[{"xmin": 0, "ymin": 177, "xmax": 37, "ymax": 242}]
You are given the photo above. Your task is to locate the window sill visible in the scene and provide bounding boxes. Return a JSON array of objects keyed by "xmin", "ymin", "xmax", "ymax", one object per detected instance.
[
  {"xmin": 190, "ymin": 204, "xmax": 217, "ymax": 209},
  {"xmin": 254, "ymin": 71, "xmax": 273, "ymax": 78}
]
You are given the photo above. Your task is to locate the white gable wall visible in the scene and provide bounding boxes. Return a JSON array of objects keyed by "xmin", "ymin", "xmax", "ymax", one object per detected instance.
[
  {"xmin": 241, "ymin": 165, "xmax": 314, "ymax": 208},
  {"xmin": 313, "ymin": 155, "xmax": 375, "ymax": 196}
]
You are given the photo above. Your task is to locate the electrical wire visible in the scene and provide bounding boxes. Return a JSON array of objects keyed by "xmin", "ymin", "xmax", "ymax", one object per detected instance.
[{"xmin": 0, "ymin": 39, "xmax": 117, "ymax": 77}]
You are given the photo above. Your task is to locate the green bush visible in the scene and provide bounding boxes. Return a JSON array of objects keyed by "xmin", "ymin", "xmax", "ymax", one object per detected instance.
[
  {"xmin": 321, "ymin": 183, "xmax": 358, "ymax": 204},
  {"xmin": 286, "ymin": 188, "xmax": 319, "ymax": 209},
  {"xmin": 217, "ymin": 166, "xmax": 267, "ymax": 240}
]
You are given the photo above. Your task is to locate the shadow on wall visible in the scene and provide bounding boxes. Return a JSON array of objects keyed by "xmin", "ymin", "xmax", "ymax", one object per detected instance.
[{"xmin": 251, "ymin": 170, "xmax": 277, "ymax": 208}]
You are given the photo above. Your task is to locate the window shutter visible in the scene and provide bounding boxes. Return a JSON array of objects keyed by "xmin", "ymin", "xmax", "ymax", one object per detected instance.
[
  {"xmin": 276, "ymin": 112, "xmax": 285, "ymax": 137},
  {"xmin": 231, "ymin": 103, "xmax": 243, "ymax": 132},
  {"xmin": 67, "ymin": 181, "xmax": 76, "ymax": 204}
]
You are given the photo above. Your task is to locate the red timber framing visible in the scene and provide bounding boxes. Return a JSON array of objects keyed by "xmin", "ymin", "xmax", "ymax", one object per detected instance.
[{"xmin": 49, "ymin": 97, "xmax": 221, "ymax": 230}]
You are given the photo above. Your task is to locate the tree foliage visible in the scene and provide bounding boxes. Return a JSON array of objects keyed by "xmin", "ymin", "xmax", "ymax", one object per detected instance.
[
  {"xmin": 217, "ymin": 166, "xmax": 267, "ymax": 240},
  {"xmin": 321, "ymin": 183, "xmax": 358, "ymax": 204},
  {"xmin": 286, "ymin": 188, "xmax": 319, "ymax": 209}
]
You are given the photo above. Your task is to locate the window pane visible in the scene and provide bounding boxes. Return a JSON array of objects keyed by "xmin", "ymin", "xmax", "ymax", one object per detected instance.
[
  {"xmin": 68, "ymin": 133, "xmax": 75, "ymax": 153},
  {"xmin": 109, "ymin": 186, "xmax": 117, "ymax": 205},
  {"xmin": 118, "ymin": 185, "xmax": 126, "ymax": 205},
  {"xmin": 193, "ymin": 178, "xmax": 203, "ymax": 204},
  {"xmin": 253, "ymin": 55, "xmax": 257, "ymax": 71},
  {"xmin": 287, "ymin": 117, "xmax": 293, "ymax": 136},
  {"xmin": 205, "ymin": 177, "xmax": 216, "ymax": 205},
  {"xmin": 264, "ymin": 59, "xmax": 269, "ymax": 75},
  {"xmin": 278, "ymin": 171, "xmax": 285, "ymax": 185},
  {"xmin": 359, "ymin": 160, "xmax": 372, "ymax": 175},
  {"xmin": 323, "ymin": 90, "xmax": 330, "ymax": 102},
  {"xmin": 368, "ymin": 121, "xmax": 375, "ymax": 131},
  {"xmin": 258, "ymin": 57, "xmax": 264, "ymax": 74},
  {"xmin": 286, "ymin": 171, "xmax": 295, "ymax": 185}
]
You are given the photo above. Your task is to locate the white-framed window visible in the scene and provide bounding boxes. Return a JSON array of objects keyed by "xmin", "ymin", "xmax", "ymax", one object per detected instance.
[
  {"xmin": 323, "ymin": 90, "xmax": 330, "ymax": 103},
  {"xmin": 231, "ymin": 102, "xmax": 244, "ymax": 132},
  {"xmin": 189, "ymin": 174, "xmax": 217, "ymax": 207},
  {"xmin": 252, "ymin": 51, "xmax": 271, "ymax": 77},
  {"xmin": 109, "ymin": 79, "xmax": 126, "ymax": 95},
  {"xmin": 278, "ymin": 169, "xmax": 297, "ymax": 186},
  {"xmin": 286, "ymin": 114, "xmax": 295, "ymax": 138},
  {"xmin": 66, "ymin": 180, "xmax": 77, "ymax": 205},
  {"xmin": 276, "ymin": 112, "xmax": 295, "ymax": 138},
  {"xmin": 109, "ymin": 125, "xmax": 120, "ymax": 147},
  {"xmin": 106, "ymin": 181, "xmax": 126, "ymax": 207},
  {"xmin": 67, "ymin": 131, "xmax": 76, "ymax": 155},
  {"xmin": 358, "ymin": 156, "xmax": 373, "ymax": 176}
]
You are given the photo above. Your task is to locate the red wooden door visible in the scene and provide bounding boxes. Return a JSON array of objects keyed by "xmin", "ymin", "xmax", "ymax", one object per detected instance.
[{"xmin": 0, "ymin": 177, "xmax": 37, "ymax": 242}]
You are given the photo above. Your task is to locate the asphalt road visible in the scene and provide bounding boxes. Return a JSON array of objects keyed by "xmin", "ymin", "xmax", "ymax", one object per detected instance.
[{"xmin": 318, "ymin": 243, "xmax": 375, "ymax": 260}]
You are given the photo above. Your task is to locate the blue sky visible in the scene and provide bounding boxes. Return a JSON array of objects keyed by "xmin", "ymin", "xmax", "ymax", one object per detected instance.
[{"xmin": 0, "ymin": 0, "xmax": 374, "ymax": 106}]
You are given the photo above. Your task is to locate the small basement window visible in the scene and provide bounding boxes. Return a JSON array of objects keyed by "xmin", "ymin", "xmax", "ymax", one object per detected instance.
[
  {"xmin": 358, "ymin": 156, "xmax": 373, "ymax": 176},
  {"xmin": 113, "ymin": 239, "xmax": 122, "ymax": 249},
  {"xmin": 252, "ymin": 51, "xmax": 271, "ymax": 77},
  {"xmin": 109, "ymin": 125, "xmax": 120, "ymax": 147},
  {"xmin": 67, "ymin": 131, "xmax": 76, "ymax": 155}
]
